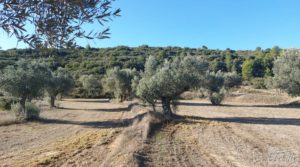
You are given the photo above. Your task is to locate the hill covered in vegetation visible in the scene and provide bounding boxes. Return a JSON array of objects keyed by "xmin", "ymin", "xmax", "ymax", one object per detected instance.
[{"xmin": 0, "ymin": 45, "xmax": 284, "ymax": 98}]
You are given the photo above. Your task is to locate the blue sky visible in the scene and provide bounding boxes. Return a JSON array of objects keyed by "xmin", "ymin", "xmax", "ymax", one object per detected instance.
[{"xmin": 1, "ymin": 0, "xmax": 300, "ymax": 50}]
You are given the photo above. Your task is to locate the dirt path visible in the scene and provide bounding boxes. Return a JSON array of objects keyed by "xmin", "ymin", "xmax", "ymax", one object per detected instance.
[
  {"xmin": 0, "ymin": 99, "xmax": 144, "ymax": 167},
  {"xmin": 145, "ymin": 100, "xmax": 300, "ymax": 167}
]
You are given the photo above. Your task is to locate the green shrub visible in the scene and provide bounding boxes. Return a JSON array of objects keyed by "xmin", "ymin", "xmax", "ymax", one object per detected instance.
[
  {"xmin": 11, "ymin": 103, "xmax": 22, "ymax": 120},
  {"xmin": 251, "ymin": 78, "xmax": 266, "ymax": 89},
  {"xmin": 0, "ymin": 97, "xmax": 17, "ymax": 110},
  {"xmin": 11, "ymin": 102, "xmax": 40, "ymax": 120},
  {"xmin": 26, "ymin": 103, "xmax": 40, "ymax": 120},
  {"xmin": 209, "ymin": 92, "xmax": 225, "ymax": 105},
  {"xmin": 272, "ymin": 50, "xmax": 300, "ymax": 96}
]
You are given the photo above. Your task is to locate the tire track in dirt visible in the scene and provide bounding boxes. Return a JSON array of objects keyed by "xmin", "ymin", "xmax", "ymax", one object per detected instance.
[
  {"xmin": 145, "ymin": 121, "xmax": 220, "ymax": 167},
  {"xmin": 145, "ymin": 113, "xmax": 300, "ymax": 167}
]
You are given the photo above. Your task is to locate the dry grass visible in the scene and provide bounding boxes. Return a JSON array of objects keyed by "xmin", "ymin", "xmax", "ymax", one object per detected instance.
[
  {"xmin": 100, "ymin": 112, "xmax": 163, "ymax": 167},
  {"xmin": 29, "ymin": 129, "xmax": 113, "ymax": 167},
  {"xmin": 0, "ymin": 111, "xmax": 17, "ymax": 126},
  {"xmin": 0, "ymin": 99, "xmax": 144, "ymax": 167}
]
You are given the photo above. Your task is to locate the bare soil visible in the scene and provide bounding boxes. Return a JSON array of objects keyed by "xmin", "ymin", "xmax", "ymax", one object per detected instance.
[
  {"xmin": 0, "ymin": 90, "xmax": 300, "ymax": 167},
  {"xmin": 145, "ymin": 92, "xmax": 300, "ymax": 167},
  {"xmin": 0, "ymin": 99, "xmax": 147, "ymax": 167}
]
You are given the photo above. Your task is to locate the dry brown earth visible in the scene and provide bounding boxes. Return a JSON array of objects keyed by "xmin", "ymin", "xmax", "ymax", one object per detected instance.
[{"xmin": 0, "ymin": 90, "xmax": 299, "ymax": 167}]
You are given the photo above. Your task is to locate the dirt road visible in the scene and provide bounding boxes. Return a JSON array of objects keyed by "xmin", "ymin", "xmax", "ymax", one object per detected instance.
[{"xmin": 145, "ymin": 99, "xmax": 300, "ymax": 167}]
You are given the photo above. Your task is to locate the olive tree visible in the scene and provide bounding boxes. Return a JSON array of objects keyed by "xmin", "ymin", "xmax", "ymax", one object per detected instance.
[
  {"xmin": 272, "ymin": 50, "xmax": 300, "ymax": 96},
  {"xmin": 223, "ymin": 72, "xmax": 242, "ymax": 89},
  {"xmin": 137, "ymin": 56, "xmax": 208, "ymax": 119},
  {"xmin": 46, "ymin": 68, "xmax": 74, "ymax": 108},
  {"xmin": 80, "ymin": 75, "xmax": 102, "ymax": 98},
  {"xmin": 102, "ymin": 67, "xmax": 138, "ymax": 101},
  {"xmin": 205, "ymin": 71, "xmax": 242, "ymax": 105},
  {"xmin": 0, "ymin": 59, "xmax": 51, "ymax": 119},
  {"xmin": 0, "ymin": 0, "xmax": 120, "ymax": 48},
  {"xmin": 205, "ymin": 71, "xmax": 225, "ymax": 105}
]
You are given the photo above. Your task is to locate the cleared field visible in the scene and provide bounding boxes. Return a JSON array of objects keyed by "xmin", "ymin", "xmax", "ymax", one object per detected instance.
[
  {"xmin": 0, "ymin": 92, "xmax": 299, "ymax": 167},
  {"xmin": 146, "ymin": 100, "xmax": 300, "ymax": 167},
  {"xmin": 0, "ymin": 99, "xmax": 146, "ymax": 166}
]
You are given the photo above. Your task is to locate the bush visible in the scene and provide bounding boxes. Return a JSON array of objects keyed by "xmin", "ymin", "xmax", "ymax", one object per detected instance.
[
  {"xmin": 272, "ymin": 50, "xmax": 300, "ymax": 96},
  {"xmin": 26, "ymin": 103, "xmax": 40, "ymax": 120},
  {"xmin": 251, "ymin": 78, "xmax": 266, "ymax": 89},
  {"xmin": 209, "ymin": 92, "xmax": 225, "ymax": 105},
  {"xmin": 223, "ymin": 72, "xmax": 242, "ymax": 89},
  {"xmin": 242, "ymin": 58, "xmax": 265, "ymax": 80},
  {"xmin": 11, "ymin": 102, "xmax": 40, "ymax": 120},
  {"xmin": 79, "ymin": 75, "xmax": 102, "ymax": 98},
  {"xmin": 205, "ymin": 72, "xmax": 241, "ymax": 105},
  {"xmin": 102, "ymin": 67, "xmax": 139, "ymax": 102},
  {"xmin": 0, "ymin": 97, "xmax": 17, "ymax": 110}
]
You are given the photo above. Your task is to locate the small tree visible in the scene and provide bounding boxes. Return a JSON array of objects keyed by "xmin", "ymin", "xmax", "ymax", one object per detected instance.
[
  {"xmin": 205, "ymin": 71, "xmax": 225, "ymax": 105},
  {"xmin": 137, "ymin": 56, "xmax": 208, "ymax": 119},
  {"xmin": 272, "ymin": 50, "xmax": 300, "ymax": 96},
  {"xmin": 80, "ymin": 75, "xmax": 102, "ymax": 98},
  {"xmin": 102, "ymin": 67, "xmax": 138, "ymax": 102},
  {"xmin": 205, "ymin": 71, "xmax": 242, "ymax": 105},
  {"xmin": 223, "ymin": 72, "xmax": 242, "ymax": 89},
  {"xmin": 46, "ymin": 68, "xmax": 74, "ymax": 108},
  {"xmin": 0, "ymin": 60, "xmax": 51, "ymax": 119},
  {"xmin": 209, "ymin": 59, "xmax": 227, "ymax": 72},
  {"xmin": 242, "ymin": 59, "xmax": 254, "ymax": 80},
  {"xmin": 242, "ymin": 58, "xmax": 265, "ymax": 81},
  {"xmin": 225, "ymin": 51, "xmax": 233, "ymax": 72}
]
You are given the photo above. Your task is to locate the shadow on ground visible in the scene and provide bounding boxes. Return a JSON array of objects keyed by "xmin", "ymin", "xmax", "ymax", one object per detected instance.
[
  {"xmin": 37, "ymin": 112, "xmax": 148, "ymax": 128},
  {"xmin": 177, "ymin": 101, "xmax": 300, "ymax": 109},
  {"xmin": 61, "ymin": 99, "xmax": 110, "ymax": 103},
  {"xmin": 177, "ymin": 115, "xmax": 300, "ymax": 126},
  {"xmin": 57, "ymin": 102, "xmax": 139, "ymax": 112}
]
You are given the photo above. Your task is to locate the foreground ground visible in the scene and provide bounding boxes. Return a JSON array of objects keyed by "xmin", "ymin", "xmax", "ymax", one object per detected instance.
[{"xmin": 0, "ymin": 89, "xmax": 299, "ymax": 167}]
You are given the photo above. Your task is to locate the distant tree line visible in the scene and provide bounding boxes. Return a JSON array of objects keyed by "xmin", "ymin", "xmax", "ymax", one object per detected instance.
[{"xmin": 0, "ymin": 45, "xmax": 283, "ymax": 97}]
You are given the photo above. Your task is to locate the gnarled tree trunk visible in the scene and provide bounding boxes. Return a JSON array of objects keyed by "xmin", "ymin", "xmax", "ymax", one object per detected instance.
[
  {"xmin": 161, "ymin": 97, "xmax": 172, "ymax": 120},
  {"xmin": 50, "ymin": 96, "xmax": 56, "ymax": 108},
  {"xmin": 18, "ymin": 97, "xmax": 26, "ymax": 120}
]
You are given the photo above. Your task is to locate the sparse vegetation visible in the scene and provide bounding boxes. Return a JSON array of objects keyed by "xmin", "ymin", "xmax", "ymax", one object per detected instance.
[{"xmin": 251, "ymin": 78, "xmax": 266, "ymax": 89}]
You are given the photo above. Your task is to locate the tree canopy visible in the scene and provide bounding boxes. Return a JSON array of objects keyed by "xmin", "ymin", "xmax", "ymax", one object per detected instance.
[
  {"xmin": 102, "ymin": 67, "xmax": 138, "ymax": 101},
  {"xmin": 272, "ymin": 50, "xmax": 300, "ymax": 96},
  {"xmin": 46, "ymin": 67, "xmax": 74, "ymax": 107},
  {"xmin": 137, "ymin": 56, "xmax": 208, "ymax": 119},
  {"xmin": 0, "ymin": 0, "xmax": 120, "ymax": 48},
  {"xmin": 0, "ymin": 59, "xmax": 51, "ymax": 119}
]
